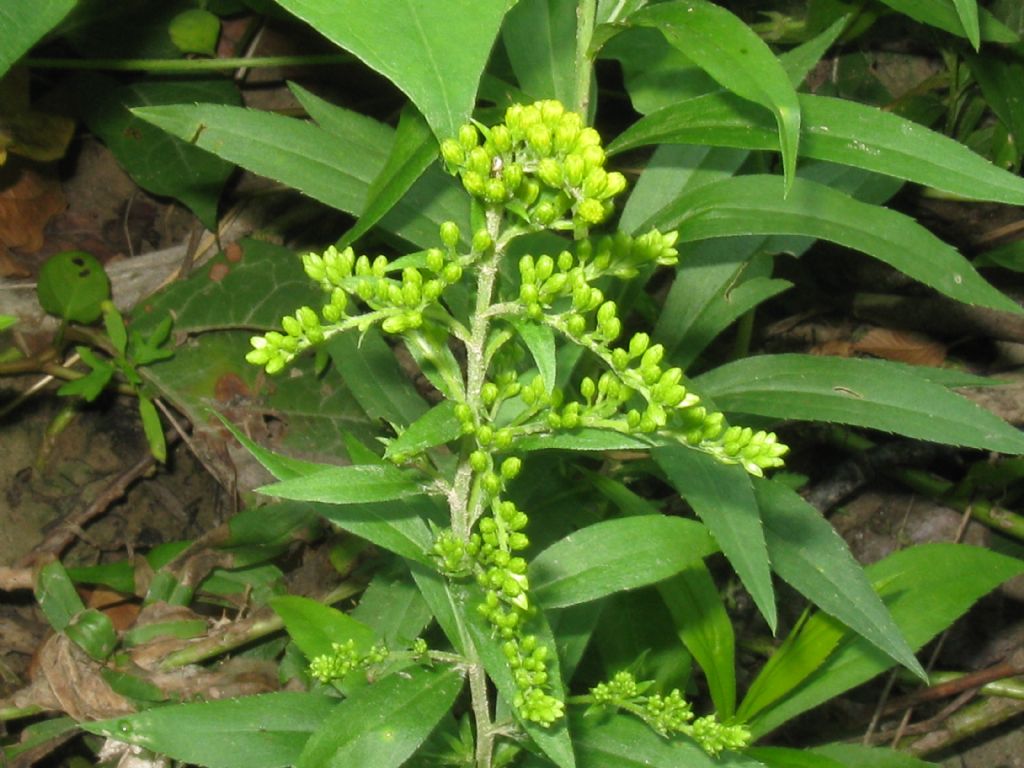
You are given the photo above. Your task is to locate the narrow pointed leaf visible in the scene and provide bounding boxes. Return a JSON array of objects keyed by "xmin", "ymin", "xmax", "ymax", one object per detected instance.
[
  {"xmin": 512, "ymin": 319, "xmax": 557, "ymax": 394},
  {"xmin": 530, "ymin": 516, "xmax": 716, "ymax": 608},
  {"xmin": 295, "ymin": 665, "xmax": 463, "ymax": 768},
  {"xmin": 696, "ymin": 355, "xmax": 1024, "ymax": 454},
  {"xmin": 273, "ymin": 0, "xmax": 510, "ymax": 140},
  {"xmin": 632, "ymin": 0, "xmax": 801, "ymax": 192},
  {"xmin": 609, "ymin": 92, "xmax": 1024, "ymax": 206},
  {"xmin": 658, "ymin": 565, "xmax": 737, "ymax": 718},
  {"xmin": 876, "ymin": 0, "xmax": 1016, "ymax": 43},
  {"xmin": 385, "ymin": 401, "xmax": 461, "ymax": 460},
  {"xmin": 755, "ymin": 480, "xmax": 925, "ymax": 680},
  {"xmin": 83, "ymin": 692, "xmax": 339, "ymax": 768},
  {"xmin": 952, "ymin": 0, "xmax": 981, "ymax": 49},
  {"xmin": 339, "ymin": 104, "xmax": 439, "ymax": 249},
  {"xmin": 503, "ymin": 0, "xmax": 578, "ymax": 103},
  {"xmin": 0, "ymin": 1, "xmax": 75, "ymax": 78},
  {"xmin": 270, "ymin": 595, "xmax": 377, "ymax": 662},
  {"xmin": 655, "ymin": 445, "xmax": 776, "ymax": 632},
  {"xmin": 133, "ymin": 104, "xmax": 466, "ymax": 249},
  {"xmin": 651, "ymin": 175, "xmax": 1020, "ymax": 313},
  {"xmin": 258, "ymin": 464, "xmax": 424, "ymax": 504},
  {"xmin": 747, "ymin": 543, "xmax": 1024, "ymax": 736}
]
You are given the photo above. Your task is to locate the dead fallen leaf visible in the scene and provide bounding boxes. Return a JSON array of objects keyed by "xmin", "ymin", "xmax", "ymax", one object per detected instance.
[
  {"xmin": 852, "ymin": 327, "xmax": 947, "ymax": 367},
  {"xmin": 810, "ymin": 339, "xmax": 855, "ymax": 357},
  {"xmin": 0, "ymin": 162, "xmax": 65, "ymax": 252}
]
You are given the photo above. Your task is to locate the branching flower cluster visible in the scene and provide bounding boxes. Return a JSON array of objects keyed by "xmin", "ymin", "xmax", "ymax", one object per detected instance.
[
  {"xmin": 247, "ymin": 99, "xmax": 787, "ymax": 750},
  {"xmin": 588, "ymin": 671, "xmax": 751, "ymax": 755}
]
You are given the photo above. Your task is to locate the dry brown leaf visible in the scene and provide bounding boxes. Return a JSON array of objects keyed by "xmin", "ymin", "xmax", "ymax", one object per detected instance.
[
  {"xmin": 852, "ymin": 327, "xmax": 947, "ymax": 367},
  {"xmin": 0, "ymin": 163, "xmax": 65, "ymax": 252},
  {"xmin": 810, "ymin": 339, "xmax": 855, "ymax": 357}
]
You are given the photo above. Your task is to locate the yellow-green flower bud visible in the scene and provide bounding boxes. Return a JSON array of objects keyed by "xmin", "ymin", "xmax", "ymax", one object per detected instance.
[
  {"xmin": 580, "ymin": 377, "xmax": 595, "ymax": 401},
  {"xmin": 612, "ymin": 347, "xmax": 629, "ymax": 370},
  {"xmin": 463, "ymin": 170, "xmax": 486, "ymax": 197},
  {"xmin": 576, "ymin": 197, "xmax": 606, "ymax": 225},
  {"xmin": 564, "ymin": 153, "xmax": 585, "ymax": 186},
  {"xmin": 520, "ymin": 283, "xmax": 539, "ymax": 304},
  {"xmin": 604, "ymin": 171, "xmax": 627, "ymax": 198},
  {"xmin": 576, "ymin": 127, "xmax": 601, "ymax": 149},
  {"xmin": 281, "ymin": 315, "xmax": 302, "ymax": 337},
  {"xmin": 482, "ymin": 472, "xmax": 502, "ymax": 495},
  {"xmin": 459, "ymin": 123, "xmax": 479, "ymax": 151},
  {"xmin": 298, "ymin": 306, "xmax": 319, "ymax": 329},
  {"xmin": 532, "ymin": 201, "xmax": 557, "ymax": 225},
  {"xmin": 477, "ymin": 425, "xmax": 493, "ymax": 445},
  {"xmin": 484, "ymin": 178, "xmax": 507, "ymax": 203},
  {"xmin": 472, "ymin": 228, "xmax": 493, "ymax": 253},
  {"xmin": 501, "ymin": 457, "xmax": 522, "ymax": 479},
  {"xmin": 527, "ymin": 123, "xmax": 552, "ymax": 156},
  {"xmin": 402, "ymin": 281, "xmax": 421, "ymax": 306},
  {"xmin": 629, "ymin": 333, "xmax": 650, "ymax": 358},
  {"xmin": 536, "ymin": 255, "xmax": 554, "ymax": 281},
  {"xmin": 518, "ymin": 178, "xmax": 541, "ymax": 206},
  {"xmin": 373, "ymin": 255, "xmax": 388, "ymax": 277},
  {"xmin": 265, "ymin": 356, "xmax": 286, "ymax": 375},
  {"xmin": 581, "ymin": 144, "xmax": 605, "ymax": 170},
  {"xmin": 567, "ymin": 313, "xmax": 587, "ymax": 336},
  {"xmin": 481, "ymin": 382, "xmax": 499, "ymax": 406},
  {"xmin": 641, "ymin": 344, "xmax": 665, "ymax": 369},
  {"xmin": 470, "ymin": 450, "xmax": 489, "ymax": 472},
  {"xmin": 554, "ymin": 122, "xmax": 578, "ymax": 154},
  {"xmin": 537, "ymin": 157, "xmax": 563, "ymax": 188},
  {"xmin": 302, "ymin": 252, "xmax": 326, "ymax": 282},
  {"xmin": 583, "ymin": 168, "xmax": 608, "ymax": 198},
  {"xmin": 440, "ymin": 139, "xmax": 464, "ymax": 169},
  {"xmin": 425, "ymin": 248, "xmax": 445, "ymax": 273},
  {"xmin": 442, "ymin": 263, "xmax": 462, "ymax": 284},
  {"xmin": 439, "ymin": 221, "xmax": 460, "ymax": 248},
  {"xmin": 503, "ymin": 162, "xmax": 523, "ymax": 192},
  {"xmin": 557, "ymin": 250, "xmax": 573, "ymax": 271},
  {"xmin": 495, "ymin": 428, "xmax": 513, "ymax": 449},
  {"xmin": 423, "ymin": 280, "xmax": 443, "ymax": 301},
  {"xmin": 597, "ymin": 300, "xmax": 617, "ymax": 327},
  {"xmin": 491, "ymin": 124, "xmax": 513, "ymax": 153},
  {"xmin": 469, "ymin": 146, "xmax": 492, "ymax": 177},
  {"xmin": 381, "ymin": 314, "xmax": 407, "ymax": 334},
  {"xmin": 540, "ymin": 99, "xmax": 564, "ymax": 126}
]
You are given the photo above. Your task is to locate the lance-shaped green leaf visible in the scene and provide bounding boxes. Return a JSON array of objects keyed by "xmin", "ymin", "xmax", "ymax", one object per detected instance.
[
  {"xmin": 632, "ymin": 0, "xmax": 801, "ymax": 192},
  {"xmin": 296, "ymin": 665, "xmax": 463, "ymax": 768},
  {"xmin": 650, "ymin": 174, "xmax": 1020, "ymax": 314},
  {"xmin": 530, "ymin": 516, "xmax": 716, "ymax": 608},
  {"xmin": 270, "ymin": 595, "xmax": 377, "ymax": 662},
  {"xmin": 83, "ymin": 692, "xmax": 339, "ymax": 768},
  {"xmin": 259, "ymin": 464, "xmax": 425, "ymax": 504},
  {"xmin": 0, "ymin": 0, "xmax": 75, "ymax": 78},
  {"xmin": 338, "ymin": 104, "xmax": 440, "ymax": 249},
  {"xmin": 755, "ymin": 480, "xmax": 925, "ymax": 681},
  {"xmin": 385, "ymin": 401, "xmax": 461, "ymax": 460},
  {"xmin": 274, "ymin": 0, "xmax": 509, "ymax": 140},
  {"xmin": 696, "ymin": 355, "xmax": 1024, "ymax": 454},
  {"xmin": 745, "ymin": 543, "xmax": 1024, "ymax": 736},
  {"xmin": 503, "ymin": 0, "xmax": 578, "ymax": 104},
  {"xmin": 655, "ymin": 445, "xmax": 776, "ymax": 633},
  {"xmin": 952, "ymin": 0, "xmax": 981, "ymax": 49},
  {"xmin": 132, "ymin": 103, "xmax": 466, "ymax": 249},
  {"xmin": 609, "ymin": 92, "xmax": 1024, "ymax": 206},
  {"xmin": 876, "ymin": 0, "xmax": 1016, "ymax": 43}
]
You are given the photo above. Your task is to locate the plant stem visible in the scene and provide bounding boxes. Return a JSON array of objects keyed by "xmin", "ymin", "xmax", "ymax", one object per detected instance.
[
  {"xmin": 24, "ymin": 54, "xmax": 353, "ymax": 73},
  {"xmin": 574, "ymin": 0, "xmax": 597, "ymax": 118}
]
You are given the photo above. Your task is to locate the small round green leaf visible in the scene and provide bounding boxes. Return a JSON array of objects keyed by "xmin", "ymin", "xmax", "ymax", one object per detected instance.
[
  {"xmin": 168, "ymin": 9, "xmax": 220, "ymax": 55},
  {"xmin": 36, "ymin": 251, "xmax": 111, "ymax": 324}
]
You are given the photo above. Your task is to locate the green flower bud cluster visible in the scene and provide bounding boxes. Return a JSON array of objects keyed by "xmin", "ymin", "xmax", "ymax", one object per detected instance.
[
  {"xmin": 440, "ymin": 100, "xmax": 627, "ymax": 230},
  {"xmin": 516, "ymin": 230, "xmax": 678, "ymax": 322},
  {"xmin": 588, "ymin": 670, "xmax": 750, "ymax": 756},
  {"xmin": 247, "ymin": 222, "xmax": 478, "ymax": 374},
  {"xmin": 309, "ymin": 639, "xmax": 390, "ymax": 683},
  {"xmin": 546, "ymin": 316, "xmax": 787, "ymax": 476}
]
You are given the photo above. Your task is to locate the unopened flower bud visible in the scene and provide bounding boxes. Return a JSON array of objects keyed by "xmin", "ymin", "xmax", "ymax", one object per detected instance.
[
  {"xmin": 439, "ymin": 221, "xmax": 460, "ymax": 248},
  {"xmin": 440, "ymin": 139, "xmax": 464, "ymax": 169}
]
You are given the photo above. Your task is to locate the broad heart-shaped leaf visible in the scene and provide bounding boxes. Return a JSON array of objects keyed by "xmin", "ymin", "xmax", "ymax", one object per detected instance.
[
  {"xmin": 696, "ymin": 355, "xmax": 1024, "ymax": 454},
  {"xmin": 259, "ymin": 464, "xmax": 425, "ymax": 504},
  {"xmin": 274, "ymin": 0, "xmax": 509, "ymax": 140},
  {"xmin": 36, "ymin": 251, "xmax": 110, "ymax": 324},
  {"xmin": 608, "ymin": 92, "xmax": 1024, "ymax": 207},
  {"xmin": 632, "ymin": 0, "xmax": 801, "ymax": 193},
  {"xmin": 270, "ymin": 595, "xmax": 377, "ymax": 662},
  {"xmin": 876, "ymin": 0, "xmax": 1017, "ymax": 43},
  {"xmin": 755, "ymin": 480, "xmax": 925, "ymax": 680},
  {"xmin": 650, "ymin": 174, "xmax": 1020, "ymax": 314},
  {"xmin": 82, "ymin": 692, "xmax": 339, "ymax": 768},
  {"xmin": 0, "ymin": 0, "xmax": 75, "ymax": 77},
  {"xmin": 654, "ymin": 445, "xmax": 776, "ymax": 633},
  {"xmin": 746, "ymin": 543, "xmax": 1024, "ymax": 736},
  {"xmin": 529, "ymin": 516, "xmax": 717, "ymax": 608},
  {"xmin": 77, "ymin": 75, "xmax": 240, "ymax": 228},
  {"xmin": 296, "ymin": 665, "xmax": 463, "ymax": 768},
  {"xmin": 502, "ymin": 0, "xmax": 578, "ymax": 105},
  {"xmin": 132, "ymin": 103, "xmax": 468, "ymax": 249}
]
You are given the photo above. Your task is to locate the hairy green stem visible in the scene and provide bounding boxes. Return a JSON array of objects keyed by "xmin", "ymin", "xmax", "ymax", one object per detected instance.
[
  {"xmin": 24, "ymin": 54, "xmax": 353, "ymax": 72},
  {"xmin": 574, "ymin": 0, "xmax": 597, "ymax": 118}
]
